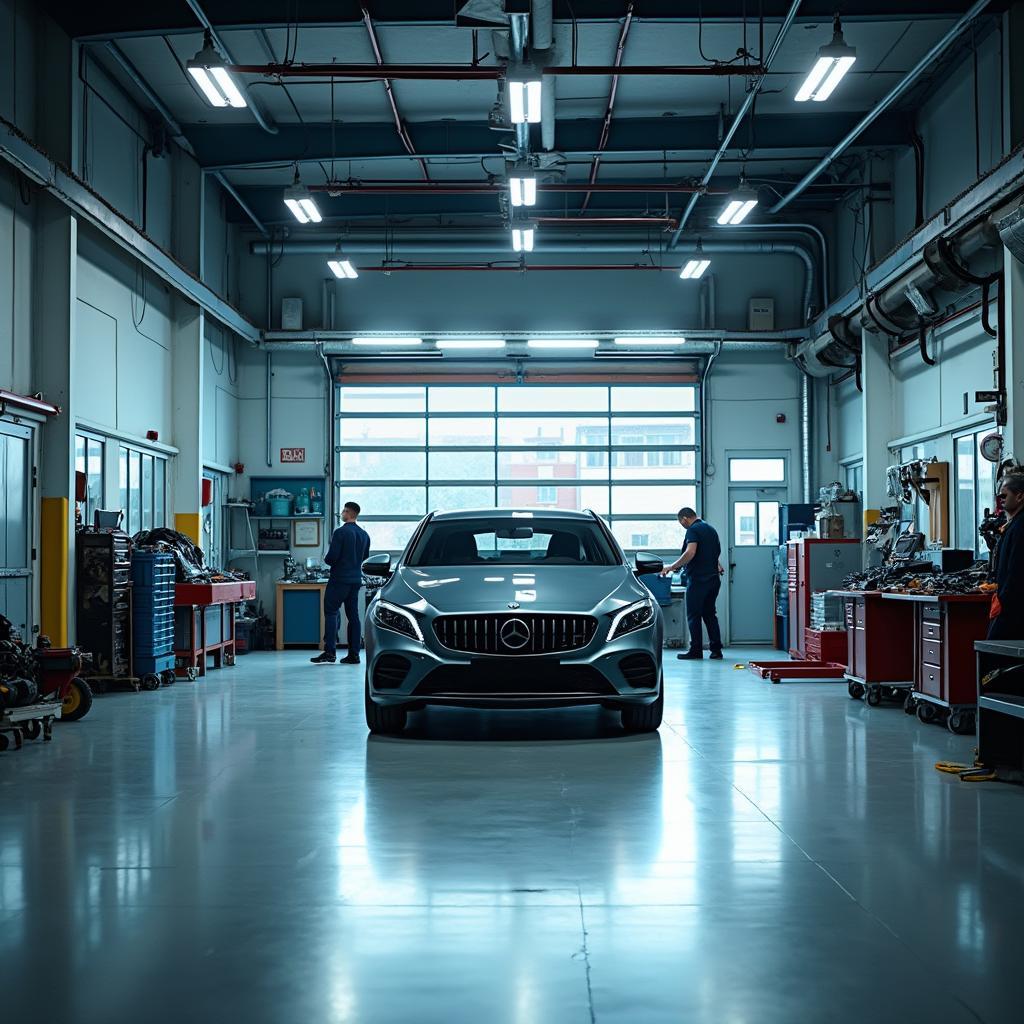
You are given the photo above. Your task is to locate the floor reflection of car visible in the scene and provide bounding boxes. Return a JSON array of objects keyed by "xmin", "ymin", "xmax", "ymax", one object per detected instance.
[{"xmin": 362, "ymin": 509, "xmax": 664, "ymax": 735}]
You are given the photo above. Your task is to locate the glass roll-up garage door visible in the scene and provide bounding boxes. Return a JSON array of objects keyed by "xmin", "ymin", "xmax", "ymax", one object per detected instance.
[{"xmin": 336, "ymin": 384, "xmax": 698, "ymax": 557}]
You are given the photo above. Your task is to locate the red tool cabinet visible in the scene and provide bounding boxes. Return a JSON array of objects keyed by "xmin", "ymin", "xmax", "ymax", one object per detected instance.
[{"xmin": 174, "ymin": 580, "xmax": 257, "ymax": 679}]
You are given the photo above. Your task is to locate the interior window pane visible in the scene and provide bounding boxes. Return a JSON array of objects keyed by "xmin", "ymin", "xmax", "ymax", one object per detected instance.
[
  {"xmin": 612, "ymin": 485, "xmax": 696, "ymax": 516},
  {"xmin": 342, "ymin": 486, "xmax": 425, "ymax": 516},
  {"xmin": 75, "ymin": 435, "xmax": 85, "ymax": 476},
  {"xmin": 428, "ymin": 387, "xmax": 495, "ymax": 413},
  {"xmin": 498, "ymin": 417, "xmax": 607, "ymax": 446},
  {"xmin": 430, "ymin": 451, "xmax": 496, "ymax": 480},
  {"xmin": 341, "ymin": 450, "xmax": 426, "ymax": 481},
  {"xmin": 154, "ymin": 460, "xmax": 165, "ymax": 528},
  {"xmin": 734, "ymin": 501, "xmax": 757, "ymax": 546},
  {"xmin": 497, "ymin": 484, "xmax": 608, "ymax": 513},
  {"xmin": 87, "ymin": 440, "xmax": 104, "ymax": 515},
  {"xmin": 729, "ymin": 457, "xmax": 786, "ymax": 482},
  {"xmin": 141, "ymin": 454, "xmax": 154, "ymax": 531},
  {"xmin": 611, "ymin": 386, "xmax": 696, "ymax": 413},
  {"xmin": 428, "ymin": 485, "xmax": 496, "ymax": 510},
  {"xmin": 497, "ymin": 449, "xmax": 590, "ymax": 477},
  {"xmin": 339, "ymin": 386, "xmax": 425, "ymax": 413},
  {"xmin": 976, "ymin": 432, "xmax": 997, "ymax": 554},
  {"xmin": 119, "ymin": 448, "xmax": 128, "ymax": 524},
  {"xmin": 611, "ymin": 519, "xmax": 683, "ymax": 552},
  {"xmin": 340, "ymin": 418, "xmax": 426, "ymax": 446},
  {"xmin": 361, "ymin": 520, "xmax": 419, "ymax": 552},
  {"xmin": 611, "ymin": 450, "xmax": 696, "ymax": 480},
  {"xmin": 758, "ymin": 501, "xmax": 780, "ymax": 546},
  {"xmin": 611, "ymin": 418, "xmax": 695, "ymax": 446},
  {"xmin": 428, "ymin": 418, "xmax": 495, "ymax": 447},
  {"xmin": 498, "ymin": 386, "xmax": 607, "ymax": 413},
  {"xmin": 129, "ymin": 452, "xmax": 141, "ymax": 534},
  {"xmin": 955, "ymin": 435, "xmax": 976, "ymax": 553}
]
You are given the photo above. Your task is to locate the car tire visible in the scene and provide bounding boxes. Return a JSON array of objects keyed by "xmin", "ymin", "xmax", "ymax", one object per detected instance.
[
  {"xmin": 620, "ymin": 683, "xmax": 664, "ymax": 733},
  {"xmin": 364, "ymin": 673, "xmax": 407, "ymax": 735}
]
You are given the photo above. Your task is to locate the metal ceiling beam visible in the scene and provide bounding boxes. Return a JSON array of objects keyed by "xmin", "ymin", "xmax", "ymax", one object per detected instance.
[
  {"xmin": 307, "ymin": 181, "xmax": 722, "ymax": 194},
  {"xmin": 0, "ymin": 116, "xmax": 260, "ymax": 344},
  {"xmin": 227, "ymin": 62, "xmax": 766, "ymax": 79},
  {"xmin": 669, "ymin": 0, "xmax": 803, "ymax": 246}
]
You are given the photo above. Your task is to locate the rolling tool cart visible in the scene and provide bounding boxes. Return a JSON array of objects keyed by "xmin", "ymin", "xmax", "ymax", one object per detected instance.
[
  {"xmin": 175, "ymin": 580, "xmax": 256, "ymax": 678},
  {"xmin": 76, "ymin": 527, "xmax": 141, "ymax": 692},
  {"xmin": 131, "ymin": 551, "xmax": 177, "ymax": 689}
]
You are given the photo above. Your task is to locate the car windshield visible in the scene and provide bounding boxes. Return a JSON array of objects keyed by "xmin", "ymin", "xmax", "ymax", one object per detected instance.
[{"xmin": 406, "ymin": 517, "xmax": 620, "ymax": 567}]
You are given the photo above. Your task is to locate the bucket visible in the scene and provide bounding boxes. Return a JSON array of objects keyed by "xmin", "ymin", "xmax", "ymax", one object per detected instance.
[{"xmin": 268, "ymin": 497, "xmax": 293, "ymax": 517}]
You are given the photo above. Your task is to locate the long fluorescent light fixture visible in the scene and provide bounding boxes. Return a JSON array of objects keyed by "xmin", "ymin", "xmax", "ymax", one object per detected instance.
[
  {"xmin": 351, "ymin": 337, "xmax": 423, "ymax": 347},
  {"xmin": 436, "ymin": 339, "xmax": 507, "ymax": 350},
  {"xmin": 508, "ymin": 78, "xmax": 542, "ymax": 124},
  {"xmin": 328, "ymin": 259, "xmax": 358, "ymax": 280},
  {"xmin": 795, "ymin": 15, "xmax": 856, "ymax": 103},
  {"xmin": 509, "ymin": 173, "xmax": 538, "ymax": 207},
  {"xmin": 527, "ymin": 339, "xmax": 599, "ymax": 350},
  {"xmin": 284, "ymin": 176, "xmax": 322, "ymax": 224},
  {"xmin": 679, "ymin": 259, "xmax": 711, "ymax": 279},
  {"xmin": 613, "ymin": 337, "xmax": 686, "ymax": 346},
  {"xmin": 717, "ymin": 183, "xmax": 758, "ymax": 226},
  {"xmin": 187, "ymin": 33, "xmax": 247, "ymax": 109},
  {"xmin": 512, "ymin": 226, "xmax": 535, "ymax": 252}
]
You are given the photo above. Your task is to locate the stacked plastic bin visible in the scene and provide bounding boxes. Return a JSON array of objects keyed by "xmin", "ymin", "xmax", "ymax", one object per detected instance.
[{"xmin": 131, "ymin": 551, "xmax": 176, "ymax": 688}]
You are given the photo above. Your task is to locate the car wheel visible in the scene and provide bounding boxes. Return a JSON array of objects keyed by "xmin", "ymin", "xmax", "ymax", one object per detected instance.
[
  {"xmin": 620, "ymin": 683, "xmax": 664, "ymax": 733},
  {"xmin": 364, "ymin": 673, "xmax": 407, "ymax": 736}
]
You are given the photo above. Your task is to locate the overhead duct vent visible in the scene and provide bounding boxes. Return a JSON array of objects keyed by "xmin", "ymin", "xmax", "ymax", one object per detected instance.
[{"xmin": 997, "ymin": 203, "xmax": 1024, "ymax": 265}]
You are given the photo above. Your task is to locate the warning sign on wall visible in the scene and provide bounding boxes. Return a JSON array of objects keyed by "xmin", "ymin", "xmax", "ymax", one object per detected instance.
[{"xmin": 280, "ymin": 448, "xmax": 306, "ymax": 464}]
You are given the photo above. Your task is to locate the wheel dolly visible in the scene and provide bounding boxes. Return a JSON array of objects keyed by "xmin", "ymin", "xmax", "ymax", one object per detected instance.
[{"xmin": 0, "ymin": 701, "xmax": 62, "ymax": 751}]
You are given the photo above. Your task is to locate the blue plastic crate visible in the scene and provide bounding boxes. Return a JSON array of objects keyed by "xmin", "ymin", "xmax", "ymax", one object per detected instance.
[
  {"xmin": 638, "ymin": 572, "xmax": 673, "ymax": 607},
  {"xmin": 133, "ymin": 652, "xmax": 175, "ymax": 676}
]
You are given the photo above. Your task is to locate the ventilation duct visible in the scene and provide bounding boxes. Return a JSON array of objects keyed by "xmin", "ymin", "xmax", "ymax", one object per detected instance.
[{"xmin": 997, "ymin": 203, "xmax": 1024, "ymax": 265}]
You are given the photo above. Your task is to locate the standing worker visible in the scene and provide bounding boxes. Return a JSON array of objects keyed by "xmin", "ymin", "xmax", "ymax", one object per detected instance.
[
  {"xmin": 987, "ymin": 475, "xmax": 1024, "ymax": 640},
  {"xmin": 311, "ymin": 501, "xmax": 371, "ymax": 666},
  {"xmin": 662, "ymin": 506, "xmax": 725, "ymax": 660}
]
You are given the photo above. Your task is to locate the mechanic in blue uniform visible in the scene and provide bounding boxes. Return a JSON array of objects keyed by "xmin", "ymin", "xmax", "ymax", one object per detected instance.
[
  {"xmin": 988, "ymin": 474, "xmax": 1024, "ymax": 641},
  {"xmin": 662, "ymin": 506, "xmax": 725, "ymax": 660},
  {"xmin": 311, "ymin": 501, "xmax": 371, "ymax": 666}
]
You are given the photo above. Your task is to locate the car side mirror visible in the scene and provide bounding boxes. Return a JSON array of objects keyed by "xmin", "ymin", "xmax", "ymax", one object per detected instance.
[
  {"xmin": 635, "ymin": 552, "xmax": 664, "ymax": 576},
  {"xmin": 362, "ymin": 553, "xmax": 392, "ymax": 577}
]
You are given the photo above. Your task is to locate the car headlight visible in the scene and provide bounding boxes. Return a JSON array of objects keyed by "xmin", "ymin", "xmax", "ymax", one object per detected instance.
[
  {"xmin": 372, "ymin": 600, "xmax": 424, "ymax": 643},
  {"xmin": 607, "ymin": 597, "xmax": 656, "ymax": 642}
]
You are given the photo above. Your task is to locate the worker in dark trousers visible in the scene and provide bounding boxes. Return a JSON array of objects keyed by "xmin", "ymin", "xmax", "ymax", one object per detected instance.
[
  {"xmin": 662, "ymin": 506, "xmax": 725, "ymax": 660},
  {"xmin": 987, "ymin": 474, "xmax": 1024, "ymax": 641},
  {"xmin": 311, "ymin": 501, "xmax": 371, "ymax": 666}
]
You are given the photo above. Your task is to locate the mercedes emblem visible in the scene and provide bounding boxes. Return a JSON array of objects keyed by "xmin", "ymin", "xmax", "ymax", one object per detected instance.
[
  {"xmin": 507, "ymin": 601, "xmax": 520, "ymax": 610},
  {"xmin": 499, "ymin": 618, "xmax": 531, "ymax": 650}
]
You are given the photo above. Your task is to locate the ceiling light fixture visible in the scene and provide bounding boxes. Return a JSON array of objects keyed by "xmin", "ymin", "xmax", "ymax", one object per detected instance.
[
  {"xmin": 328, "ymin": 259, "xmax": 358, "ymax": 280},
  {"xmin": 679, "ymin": 238, "xmax": 711, "ymax": 279},
  {"xmin": 351, "ymin": 337, "xmax": 423, "ymax": 347},
  {"xmin": 795, "ymin": 14, "xmax": 857, "ymax": 103},
  {"xmin": 613, "ymin": 337, "xmax": 686, "ymax": 346},
  {"xmin": 284, "ymin": 171, "xmax": 322, "ymax": 224},
  {"xmin": 717, "ymin": 180, "xmax": 759, "ymax": 225},
  {"xmin": 527, "ymin": 339, "xmax": 599, "ymax": 350},
  {"xmin": 186, "ymin": 32, "xmax": 247, "ymax": 109},
  {"xmin": 508, "ymin": 70, "xmax": 542, "ymax": 124},
  {"xmin": 511, "ymin": 221, "xmax": 536, "ymax": 253},
  {"xmin": 436, "ymin": 339, "xmax": 507, "ymax": 350},
  {"xmin": 509, "ymin": 161, "xmax": 538, "ymax": 207}
]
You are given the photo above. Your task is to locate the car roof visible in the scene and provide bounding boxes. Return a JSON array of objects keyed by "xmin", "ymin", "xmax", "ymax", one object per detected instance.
[{"xmin": 428, "ymin": 508, "xmax": 600, "ymax": 523}]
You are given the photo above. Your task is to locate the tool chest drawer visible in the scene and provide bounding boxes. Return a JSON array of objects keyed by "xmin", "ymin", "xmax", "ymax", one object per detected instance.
[
  {"xmin": 921, "ymin": 638, "xmax": 943, "ymax": 667},
  {"xmin": 922, "ymin": 619, "xmax": 943, "ymax": 641}
]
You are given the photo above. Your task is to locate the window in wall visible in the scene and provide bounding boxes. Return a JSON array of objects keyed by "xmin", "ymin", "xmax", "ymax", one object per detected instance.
[
  {"xmin": 336, "ymin": 383, "xmax": 699, "ymax": 555},
  {"xmin": 75, "ymin": 433, "xmax": 104, "ymax": 528},
  {"xmin": 119, "ymin": 445, "xmax": 168, "ymax": 535},
  {"xmin": 733, "ymin": 500, "xmax": 780, "ymax": 547},
  {"xmin": 729, "ymin": 457, "xmax": 786, "ymax": 482},
  {"xmin": 203, "ymin": 471, "xmax": 226, "ymax": 563},
  {"xmin": 954, "ymin": 428, "xmax": 997, "ymax": 555},
  {"xmin": 844, "ymin": 462, "xmax": 863, "ymax": 499},
  {"xmin": 900, "ymin": 442, "xmax": 938, "ymax": 539}
]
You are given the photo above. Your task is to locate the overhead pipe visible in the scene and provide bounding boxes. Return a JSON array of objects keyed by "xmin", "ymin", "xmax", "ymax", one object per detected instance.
[
  {"xmin": 771, "ymin": 0, "xmax": 992, "ymax": 214},
  {"xmin": 532, "ymin": 0, "xmax": 553, "ymax": 51},
  {"xmin": 534, "ymin": 0, "xmax": 557, "ymax": 151},
  {"xmin": 800, "ymin": 374, "xmax": 812, "ymax": 503},
  {"xmin": 183, "ymin": 0, "xmax": 278, "ymax": 135},
  {"xmin": 669, "ymin": 0, "xmax": 803, "ymax": 246},
  {"xmin": 226, "ymin": 63, "xmax": 767, "ymax": 80},
  {"xmin": 535, "ymin": 216, "xmax": 678, "ymax": 229},
  {"xmin": 509, "ymin": 11, "xmax": 530, "ymax": 159},
  {"xmin": 580, "ymin": 2, "xmax": 635, "ymax": 216},
  {"xmin": 310, "ymin": 181, "xmax": 721, "ymax": 195},
  {"xmin": 211, "ymin": 171, "xmax": 269, "ymax": 237}
]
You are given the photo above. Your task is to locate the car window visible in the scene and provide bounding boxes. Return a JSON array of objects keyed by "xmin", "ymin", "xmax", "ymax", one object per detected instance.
[{"xmin": 407, "ymin": 518, "xmax": 620, "ymax": 566}]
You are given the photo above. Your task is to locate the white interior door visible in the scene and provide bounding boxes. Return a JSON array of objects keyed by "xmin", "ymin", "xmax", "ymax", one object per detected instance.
[
  {"xmin": 728, "ymin": 488, "xmax": 784, "ymax": 643},
  {"xmin": 0, "ymin": 422, "xmax": 34, "ymax": 638}
]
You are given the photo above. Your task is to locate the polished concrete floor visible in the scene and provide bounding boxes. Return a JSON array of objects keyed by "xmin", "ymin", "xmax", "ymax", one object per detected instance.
[{"xmin": 2, "ymin": 648, "xmax": 1023, "ymax": 1023}]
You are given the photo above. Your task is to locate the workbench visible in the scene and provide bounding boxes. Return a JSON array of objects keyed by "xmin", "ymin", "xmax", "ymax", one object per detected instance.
[
  {"xmin": 174, "ymin": 580, "xmax": 257, "ymax": 679},
  {"xmin": 829, "ymin": 590, "xmax": 915, "ymax": 706},
  {"xmin": 975, "ymin": 640, "xmax": 1024, "ymax": 775},
  {"xmin": 275, "ymin": 581, "xmax": 352, "ymax": 651},
  {"xmin": 882, "ymin": 592, "xmax": 990, "ymax": 733}
]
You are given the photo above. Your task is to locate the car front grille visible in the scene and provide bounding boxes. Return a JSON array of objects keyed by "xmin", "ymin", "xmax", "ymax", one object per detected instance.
[
  {"xmin": 432, "ymin": 614, "xmax": 599, "ymax": 656},
  {"xmin": 373, "ymin": 654, "xmax": 412, "ymax": 689},
  {"xmin": 619, "ymin": 653, "xmax": 659, "ymax": 688},
  {"xmin": 414, "ymin": 663, "xmax": 616, "ymax": 697}
]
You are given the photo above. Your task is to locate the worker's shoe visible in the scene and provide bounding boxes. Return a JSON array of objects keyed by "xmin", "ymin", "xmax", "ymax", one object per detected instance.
[
  {"xmin": 709, "ymin": 651, "xmax": 724, "ymax": 660},
  {"xmin": 310, "ymin": 652, "xmax": 336, "ymax": 664},
  {"xmin": 341, "ymin": 655, "xmax": 361, "ymax": 665},
  {"xmin": 677, "ymin": 651, "xmax": 703, "ymax": 660}
]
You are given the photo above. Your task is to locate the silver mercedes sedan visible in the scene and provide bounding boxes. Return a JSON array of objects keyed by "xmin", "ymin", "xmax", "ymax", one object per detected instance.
[{"xmin": 361, "ymin": 508, "xmax": 664, "ymax": 735}]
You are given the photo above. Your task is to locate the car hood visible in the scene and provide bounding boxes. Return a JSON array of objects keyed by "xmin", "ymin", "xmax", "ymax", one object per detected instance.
[{"xmin": 381, "ymin": 564, "xmax": 646, "ymax": 616}]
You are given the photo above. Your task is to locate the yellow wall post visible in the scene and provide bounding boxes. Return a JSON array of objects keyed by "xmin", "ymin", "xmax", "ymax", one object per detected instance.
[{"xmin": 40, "ymin": 497, "xmax": 69, "ymax": 645}]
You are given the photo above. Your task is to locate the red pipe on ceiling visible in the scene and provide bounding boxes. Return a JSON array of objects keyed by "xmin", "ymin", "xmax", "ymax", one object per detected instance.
[
  {"xmin": 363, "ymin": 264, "xmax": 669, "ymax": 271},
  {"xmin": 535, "ymin": 216, "xmax": 677, "ymax": 230},
  {"xmin": 228, "ymin": 63, "xmax": 765, "ymax": 80}
]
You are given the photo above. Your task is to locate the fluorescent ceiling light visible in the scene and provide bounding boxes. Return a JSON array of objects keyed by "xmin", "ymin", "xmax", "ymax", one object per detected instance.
[
  {"xmin": 284, "ymin": 177, "xmax": 322, "ymax": 224},
  {"xmin": 613, "ymin": 337, "xmax": 685, "ymax": 346},
  {"xmin": 509, "ymin": 174, "xmax": 537, "ymax": 208},
  {"xmin": 187, "ymin": 34, "xmax": 247, "ymax": 109},
  {"xmin": 527, "ymin": 339, "xmax": 599, "ymax": 350},
  {"xmin": 512, "ymin": 226, "xmax": 535, "ymax": 252},
  {"xmin": 436, "ymin": 339, "xmax": 507, "ymax": 350},
  {"xmin": 509, "ymin": 79, "xmax": 542, "ymax": 124},
  {"xmin": 351, "ymin": 337, "xmax": 423, "ymax": 346},
  {"xmin": 328, "ymin": 259, "xmax": 358, "ymax": 280},
  {"xmin": 716, "ymin": 184, "xmax": 758, "ymax": 226},
  {"xmin": 679, "ymin": 259, "xmax": 711, "ymax": 280},
  {"xmin": 795, "ymin": 16, "xmax": 856, "ymax": 103}
]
